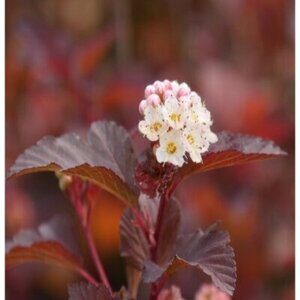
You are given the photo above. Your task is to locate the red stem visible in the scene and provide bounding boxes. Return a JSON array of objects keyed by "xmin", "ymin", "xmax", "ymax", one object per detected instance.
[
  {"xmin": 151, "ymin": 193, "xmax": 168, "ymax": 261},
  {"xmin": 78, "ymin": 268, "xmax": 100, "ymax": 286},
  {"xmin": 149, "ymin": 194, "xmax": 169, "ymax": 300},
  {"xmin": 66, "ymin": 183, "xmax": 112, "ymax": 294},
  {"xmin": 149, "ymin": 173, "xmax": 178, "ymax": 299},
  {"xmin": 83, "ymin": 224, "xmax": 113, "ymax": 294}
]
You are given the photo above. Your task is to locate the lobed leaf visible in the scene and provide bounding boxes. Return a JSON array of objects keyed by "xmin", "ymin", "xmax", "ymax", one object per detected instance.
[
  {"xmin": 142, "ymin": 223, "xmax": 236, "ymax": 296},
  {"xmin": 178, "ymin": 131, "xmax": 287, "ymax": 180},
  {"xmin": 119, "ymin": 209, "xmax": 150, "ymax": 270},
  {"xmin": 6, "ymin": 215, "xmax": 83, "ymax": 273},
  {"xmin": 119, "ymin": 196, "xmax": 181, "ymax": 269},
  {"xmin": 7, "ymin": 121, "xmax": 138, "ymax": 207},
  {"xmin": 6, "ymin": 241, "xmax": 82, "ymax": 271},
  {"xmin": 68, "ymin": 282, "xmax": 112, "ymax": 300}
]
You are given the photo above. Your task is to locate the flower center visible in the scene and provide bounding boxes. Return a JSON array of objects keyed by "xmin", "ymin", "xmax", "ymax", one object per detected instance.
[
  {"xmin": 187, "ymin": 134, "xmax": 194, "ymax": 145},
  {"xmin": 170, "ymin": 113, "xmax": 181, "ymax": 123},
  {"xmin": 151, "ymin": 122, "xmax": 162, "ymax": 132},
  {"xmin": 191, "ymin": 112, "xmax": 198, "ymax": 122},
  {"xmin": 166, "ymin": 142, "xmax": 177, "ymax": 154}
]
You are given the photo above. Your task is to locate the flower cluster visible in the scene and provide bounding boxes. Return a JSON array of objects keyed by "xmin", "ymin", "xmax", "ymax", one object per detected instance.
[{"xmin": 138, "ymin": 80, "xmax": 218, "ymax": 167}]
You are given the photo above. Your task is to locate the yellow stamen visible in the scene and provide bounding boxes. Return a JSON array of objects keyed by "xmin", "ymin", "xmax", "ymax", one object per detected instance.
[
  {"xmin": 151, "ymin": 122, "xmax": 162, "ymax": 132},
  {"xmin": 187, "ymin": 134, "xmax": 194, "ymax": 145},
  {"xmin": 170, "ymin": 113, "xmax": 181, "ymax": 123},
  {"xmin": 166, "ymin": 142, "xmax": 177, "ymax": 154},
  {"xmin": 191, "ymin": 112, "xmax": 198, "ymax": 122}
]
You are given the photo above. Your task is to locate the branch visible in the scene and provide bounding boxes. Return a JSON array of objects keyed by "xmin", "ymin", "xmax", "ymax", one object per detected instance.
[
  {"xmin": 66, "ymin": 180, "xmax": 113, "ymax": 294},
  {"xmin": 78, "ymin": 268, "xmax": 100, "ymax": 287},
  {"xmin": 150, "ymin": 168, "xmax": 176, "ymax": 299},
  {"xmin": 83, "ymin": 224, "xmax": 112, "ymax": 293}
]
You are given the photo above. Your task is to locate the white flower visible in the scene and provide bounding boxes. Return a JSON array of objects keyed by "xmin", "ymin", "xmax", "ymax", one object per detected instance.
[
  {"xmin": 163, "ymin": 96, "xmax": 187, "ymax": 130},
  {"xmin": 182, "ymin": 127, "xmax": 204, "ymax": 163},
  {"xmin": 188, "ymin": 93, "xmax": 212, "ymax": 126},
  {"xmin": 203, "ymin": 128, "xmax": 218, "ymax": 143},
  {"xmin": 138, "ymin": 105, "xmax": 168, "ymax": 141},
  {"xmin": 182, "ymin": 126, "xmax": 218, "ymax": 163},
  {"xmin": 138, "ymin": 80, "xmax": 218, "ymax": 167},
  {"xmin": 156, "ymin": 130, "xmax": 185, "ymax": 167}
]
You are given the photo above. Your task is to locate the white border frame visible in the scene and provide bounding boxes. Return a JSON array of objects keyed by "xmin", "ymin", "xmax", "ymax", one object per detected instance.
[
  {"xmin": 295, "ymin": 0, "xmax": 298, "ymax": 298},
  {"xmin": 1, "ymin": 0, "xmax": 5, "ymax": 298}
]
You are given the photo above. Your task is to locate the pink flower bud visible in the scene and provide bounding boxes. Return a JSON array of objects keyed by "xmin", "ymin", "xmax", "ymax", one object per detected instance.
[
  {"xmin": 139, "ymin": 100, "xmax": 148, "ymax": 114},
  {"xmin": 144, "ymin": 85, "xmax": 156, "ymax": 98},
  {"xmin": 147, "ymin": 94, "xmax": 161, "ymax": 106},
  {"xmin": 154, "ymin": 80, "xmax": 164, "ymax": 94},
  {"xmin": 177, "ymin": 82, "xmax": 191, "ymax": 97},
  {"xmin": 171, "ymin": 80, "xmax": 180, "ymax": 93},
  {"xmin": 163, "ymin": 79, "xmax": 172, "ymax": 90}
]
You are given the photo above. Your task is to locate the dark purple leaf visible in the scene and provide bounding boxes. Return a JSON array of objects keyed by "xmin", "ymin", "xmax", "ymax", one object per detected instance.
[
  {"xmin": 178, "ymin": 131, "xmax": 286, "ymax": 180},
  {"xmin": 119, "ymin": 208, "xmax": 150, "ymax": 270},
  {"xmin": 7, "ymin": 121, "xmax": 138, "ymax": 206},
  {"xmin": 119, "ymin": 196, "xmax": 181, "ymax": 269},
  {"xmin": 68, "ymin": 282, "xmax": 112, "ymax": 300},
  {"xmin": 138, "ymin": 193, "xmax": 159, "ymax": 228},
  {"xmin": 142, "ymin": 223, "xmax": 236, "ymax": 296},
  {"xmin": 6, "ymin": 215, "xmax": 83, "ymax": 272},
  {"xmin": 143, "ymin": 260, "xmax": 165, "ymax": 284}
]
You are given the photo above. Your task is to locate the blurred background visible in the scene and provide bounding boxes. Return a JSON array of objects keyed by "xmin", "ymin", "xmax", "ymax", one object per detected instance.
[{"xmin": 5, "ymin": 0, "xmax": 294, "ymax": 299}]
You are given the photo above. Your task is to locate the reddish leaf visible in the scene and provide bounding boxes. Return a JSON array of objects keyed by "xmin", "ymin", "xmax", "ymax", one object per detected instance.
[
  {"xmin": 68, "ymin": 282, "xmax": 112, "ymax": 300},
  {"xmin": 119, "ymin": 208, "xmax": 150, "ymax": 270},
  {"xmin": 6, "ymin": 241, "xmax": 82, "ymax": 271},
  {"xmin": 119, "ymin": 194, "xmax": 166, "ymax": 299},
  {"xmin": 8, "ymin": 121, "xmax": 138, "ymax": 207},
  {"xmin": 6, "ymin": 216, "xmax": 83, "ymax": 273},
  {"xmin": 142, "ymin": 223, "xmax": 236, "ymax": 296},
  {"xmin": 138, "ymin": 193, "xmax": 160, "ymax": 229},
  {"xmin": 178, "ymin": 131, "xmax": 286, "ymax": 180},
  {"xmin": 119, "ymin": 195, "xmax": 181, "ymax": 268}
]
